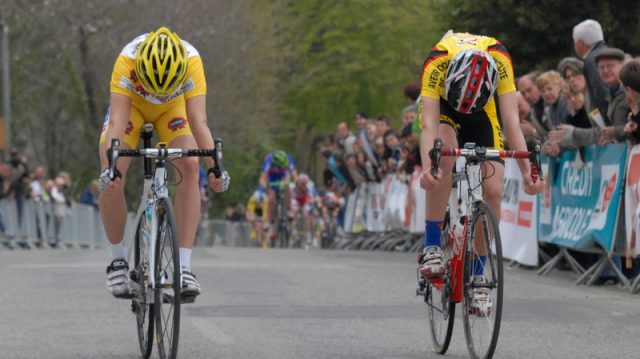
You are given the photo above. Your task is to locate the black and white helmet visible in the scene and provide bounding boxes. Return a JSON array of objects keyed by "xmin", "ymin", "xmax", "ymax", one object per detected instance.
[{"xmin": 444, "ymin": 49, "xmax": 499, "ymax": 114}]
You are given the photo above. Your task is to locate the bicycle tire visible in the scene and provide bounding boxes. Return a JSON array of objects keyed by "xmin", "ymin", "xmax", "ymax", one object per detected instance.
[
  {"xmin": 462, "ymin": 201, "xmax": 503, "ymax": 359},
  {"xmin": 133, "ymin": 217, "xmax": 154, "ymax": 359},
  {"xmin": 154, "ymin": 199, "xmax": 181, "ymax": 359},
  {"xmin": 426, "ymin": 212, "xmax": 455, "ymax": 354}
]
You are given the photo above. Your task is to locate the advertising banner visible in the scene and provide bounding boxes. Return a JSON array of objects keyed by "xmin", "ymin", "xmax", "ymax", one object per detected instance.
[
  {"xmin": 625, "ymin": 144, "xmax": 640, "ymax": 257},
  {"xmin": 499, "ymin": 160, "xmax": 539, "ymax": 266},
  {"xmin": 538, "ymin": 144, "xmax": 627, "ymax": 252}
]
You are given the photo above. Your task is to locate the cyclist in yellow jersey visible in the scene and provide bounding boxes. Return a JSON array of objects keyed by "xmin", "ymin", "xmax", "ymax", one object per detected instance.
[
  {"xmin": 246, "ymin": 188, "xmax": 268, "ymax": 247},
  {"xmin": 417, "ymin": 31, "xmax": 543, "ymax": 306},
  {"xmin": 99, "ymin": 27, "xmax": 230, "ymax": 298}
]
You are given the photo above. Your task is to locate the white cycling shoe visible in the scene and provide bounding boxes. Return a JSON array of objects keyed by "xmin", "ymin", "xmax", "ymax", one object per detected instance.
[
  {"xmin": 106, "ymin": 258, "xmax": 131, "ymax": 299},
  {"xmin": 469, "ymin": 276, "xmax": 492, "ymax": 317},
  {"xmin": 419, "ymin": 246, "xmax": 445, "ymax": 278}
]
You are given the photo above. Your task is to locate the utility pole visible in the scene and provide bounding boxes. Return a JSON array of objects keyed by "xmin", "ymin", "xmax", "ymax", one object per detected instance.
[{"xmin": 0, "ymin": 20, "xmax": 10, "ymax": 153}]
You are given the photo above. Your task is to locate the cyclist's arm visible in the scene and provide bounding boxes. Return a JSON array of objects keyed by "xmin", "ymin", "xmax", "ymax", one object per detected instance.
[
  {"xmin": 186, "ymin": 95, "xmax": 216, "ymax": 169},
  {"xmin": 259, "ymin": 171, "xmax": 268, "ymax": 189},
  {"xmin": 419, "ymin": 97, "xmax": 441, "ymax": 176},
  {"xmin": 99, "ymin": 93, "xmax": 132, "ymax": 169}
]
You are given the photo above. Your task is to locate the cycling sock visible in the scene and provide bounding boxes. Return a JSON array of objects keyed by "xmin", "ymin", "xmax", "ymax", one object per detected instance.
[
  {"xmin": 179, "ymin": 247, "xmax": 192, "ymax": 271},
  {"xmin": 472, "ymin": 255, "xmax": 487, "ymax": 276},
  {"xmin": 109, "ymin": 241, "xmax": 126, "ymax": 261},
  {"xmin": 423, "ymin": 220, "xmax": 443, "ymax": 248}
]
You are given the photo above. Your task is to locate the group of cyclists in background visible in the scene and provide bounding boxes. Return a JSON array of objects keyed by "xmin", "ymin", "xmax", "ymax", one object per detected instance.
[{"xmin": 246, "ymin": 150, "xmax": 341, "ymax": 249}]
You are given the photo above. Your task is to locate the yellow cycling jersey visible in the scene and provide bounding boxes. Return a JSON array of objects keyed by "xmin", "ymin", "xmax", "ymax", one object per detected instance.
[
  {"xmin": 110, "ymin": 33, "xmax": 206, "ymax": 105},
  {"xmin": 101, "ymin": 33, "xmax": 207, "ymax": 148},
  {"xmin": 247, "ymin": 191, "xmax": 268, "ymax": 217},
  {"xmin": 420, "ymin": 32, "xmax": 516, "ymax": 101}
]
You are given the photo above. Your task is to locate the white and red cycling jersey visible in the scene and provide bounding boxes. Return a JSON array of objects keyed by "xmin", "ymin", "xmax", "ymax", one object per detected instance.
[{"xmin": 291, "ymin": 180, "xmax": 318, "ymax": 209}]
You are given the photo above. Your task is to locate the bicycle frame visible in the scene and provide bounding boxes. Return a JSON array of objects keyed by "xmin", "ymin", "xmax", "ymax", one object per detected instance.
[
  {"xmin": 129, "ymin": 162, "xmax": 169, "ymax": 297},
  {"xmin": 446, "ymin": 159, "xmax": 483, "ymax": 304},
  {"xmin": 431, "ymin": 140, "xmax": 542, "ymax": 304}
]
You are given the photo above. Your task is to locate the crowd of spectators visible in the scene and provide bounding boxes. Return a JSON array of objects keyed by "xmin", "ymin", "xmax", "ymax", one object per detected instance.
[
  {"xmin": 0, "ymin": 149, "xmax": 77, "ymax": 249},
  {"xmin": 320, "ymin": 83, "xmax": 422, "ymax": 200},
  {"xmin": 517, "ymin": 19, "xmax": 640, "ymax": 158}
]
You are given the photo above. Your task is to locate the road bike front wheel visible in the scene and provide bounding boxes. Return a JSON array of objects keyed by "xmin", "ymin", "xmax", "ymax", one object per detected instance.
[
  {"xmin": 426, "ymin": 212, "xmax": 455, "ymax": 354},
  {"xmin": 154, "ymin": 199, "xmax": 181, "ymax": 359},
  {"xmin": 133, "ymin": 218, "xmax": 153, "ymax": 359},
  {"xmin": 462, "ymin": 201, "xmax": 503, "ymax": 359}
]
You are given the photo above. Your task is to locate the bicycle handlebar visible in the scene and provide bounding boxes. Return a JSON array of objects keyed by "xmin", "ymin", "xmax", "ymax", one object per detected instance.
[
  {"xmin": 107, "ymin": 138, "xmax": 225, "ymax": 180},
  {"xmin": 428, "ymin": 138, "xmax": 543, "ymax": 182}
]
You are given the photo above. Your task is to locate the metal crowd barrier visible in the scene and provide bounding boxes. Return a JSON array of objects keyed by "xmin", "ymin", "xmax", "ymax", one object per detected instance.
[{"xmin": 0, "ymin": 198, "xmax": 257, "ymax": 250}]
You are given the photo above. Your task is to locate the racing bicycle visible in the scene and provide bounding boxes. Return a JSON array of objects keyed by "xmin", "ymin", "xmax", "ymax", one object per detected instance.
[
  {"xmin": 106, "ymin": 123, "xmax": 224, "ymax": 359},
  {"xmin": 416, "ymin": 139, "xmax": 541, "ymax": 359}
]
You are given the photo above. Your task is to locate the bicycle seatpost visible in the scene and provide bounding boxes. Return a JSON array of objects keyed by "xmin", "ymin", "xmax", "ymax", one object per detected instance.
[{"xmin": 212, "ymin": 138, "xmax": 224, "ymax": 178}]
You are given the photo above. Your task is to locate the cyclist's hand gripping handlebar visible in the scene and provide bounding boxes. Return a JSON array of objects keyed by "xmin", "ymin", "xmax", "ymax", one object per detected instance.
[
  {"xmin": 207, "ymin": 138, "xmax": 230, "ymax": 192},
  {"xmin": 429, "ymin": 138, "xmax": 443, "ymax": 179}
]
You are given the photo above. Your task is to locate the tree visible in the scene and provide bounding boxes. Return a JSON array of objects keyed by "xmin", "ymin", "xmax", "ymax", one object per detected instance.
[{"xmin": 264, "ymin": 0, "xmax": 441, "ymax": 171}]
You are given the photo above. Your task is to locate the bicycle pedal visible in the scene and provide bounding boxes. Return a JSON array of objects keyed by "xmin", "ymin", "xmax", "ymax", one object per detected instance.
[{"xmin": 416, "ymin": 288, "xmax": 426, "ymax": 296}]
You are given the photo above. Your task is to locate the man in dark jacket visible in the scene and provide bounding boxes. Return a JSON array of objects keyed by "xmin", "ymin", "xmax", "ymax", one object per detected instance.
[{"xmin": 573, "ymin": 19, "xmax": 609, "ymax": 123}]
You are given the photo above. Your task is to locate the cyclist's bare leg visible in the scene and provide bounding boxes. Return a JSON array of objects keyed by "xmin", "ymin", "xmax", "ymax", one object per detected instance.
[
  {"xmin": 473, "ymin": 162, "xmax": 505, "ymax": 256},
  {"xmin": 98, "ymin": 140, "xmax": 133, "ymax": 246},
  {"xmin": 425, "ymin": 124, "xmax": 458, "ymax": 222},
  {"xmin": 169, "ymin": 135, "xmax": 201, "ymax": 250}
]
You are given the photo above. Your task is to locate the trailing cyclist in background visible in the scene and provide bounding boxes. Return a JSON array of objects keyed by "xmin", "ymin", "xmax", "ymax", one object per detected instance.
[
  {"xmin": 259, "ymin": 150, "xmax": 298, "ymax": 246},
  {"xmin": 98, "ymin": 27, "xmax": 230, "ymax": 300},
  {"xmin": 417, "ymin": 31, "xmax": 543, "ymax": 357},
  {"xmin": 290, "ymin": 173, "xmax": 321, "ymax": 248},
  {"xmin": 246, "ymin": 187, "xmax": 268, "ymax": 248}
]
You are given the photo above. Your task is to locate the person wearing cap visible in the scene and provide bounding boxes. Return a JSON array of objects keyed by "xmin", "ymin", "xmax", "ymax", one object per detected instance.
[
  {"xmin": 573, "ymin": 19, "xmax": 609, "ymax": 120},
  {"xmin": 594, "ymin": 46, "xmax": 630, "ymax": 145}
]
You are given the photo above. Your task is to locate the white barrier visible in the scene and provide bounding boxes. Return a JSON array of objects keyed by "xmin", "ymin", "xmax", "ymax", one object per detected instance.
[
  {"xmin": 625, "ymin": 144, "xmax": 640, "ymax": 258},
  {"xmin": 499, "ymin": 160, "xmax": 539, "ymax": 266}
]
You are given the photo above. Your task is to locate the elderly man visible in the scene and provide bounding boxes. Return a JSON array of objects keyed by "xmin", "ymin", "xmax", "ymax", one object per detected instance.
[
  {"xmin": 573, "ymin": 19, "xmax": 609, "ymax": 120},
  {"xmin": 595, "ymin": 47, "xmax": 630, "ymax": 145}
]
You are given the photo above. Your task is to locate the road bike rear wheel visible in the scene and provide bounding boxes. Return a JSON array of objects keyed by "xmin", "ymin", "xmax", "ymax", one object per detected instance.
[
  {"xmin": 154, "ymin": 199, "xmax": 181, "ymax": 359},
  {"xmin": 133, "ymin": 218, "xmax": 153, "ymax": 359},
  {"xmin": 462, "ymin": 201, "xmax": 503, "ymax": 359},
  {"xmin": 426, "ymin": 212, "xmax": 455, "ymax": 354}
]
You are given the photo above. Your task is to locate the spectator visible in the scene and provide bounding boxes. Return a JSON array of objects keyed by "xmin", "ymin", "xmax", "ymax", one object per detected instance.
[
  {"xmin": 50, "ymin": 175, "xmax": 72, "ymax": 248},
  {"xmin": 573, "ymin": 19, "xmax": 609, "ymax": 121},
  {"xmin": 404, "ymin": 82, "xmax": 421, "ymax": 104},
  {"xmin": 7, "ymin": 149, "xmax": 29, "ymax": 235},
  {"xmin": 548, "ymin": 58, "xmax": 600, "ymax": 149},
  {"xmin": 79, "ymin": 180, "xmax": 100, "ymax": 210},
  {"xmin": 336, "ymin": 122, "xmax": 356, "ymax": 157},
  {"xmin": 536, "ymin": 71, "xmax": 570, "ymax": 157},
  {"xmin": 383, "ymin": 130, "xmax": 401, "ymax": 162},
  {"xmin": 0, "ymin": 163, "xmax": 10, "ymax": 246},
  {"xmin": 594, "ymin": 47, "xmax": 630, "ymax": 145},
  {"xmin": 355, "ymin": 111, "xmax": 378, "ymax": 167},
  {"xmin": 400, "ymin": 122, "xmax": 421, "ymax": 173},
  {"xmin": 402, "ymin": 105, "xmax": 417, "ymax": 127},
  {"xmin": 517, "ymin": 72, "xmax": 547, "ymax": 142},
  {"xmin": 619, "ymin": 59, "xmax": 640, "ymax": 143},
  {"xmin": 375, "ymin": 115, "xmax": 391, "ymax": 138}
]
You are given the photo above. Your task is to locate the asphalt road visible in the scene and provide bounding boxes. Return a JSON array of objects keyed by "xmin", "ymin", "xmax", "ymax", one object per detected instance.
[{"xmin": 0, "ymin": 247, "xmax": 638, "ymax": 359}]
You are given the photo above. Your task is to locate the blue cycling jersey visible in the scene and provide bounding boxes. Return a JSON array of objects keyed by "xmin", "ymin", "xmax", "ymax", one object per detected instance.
[{"xmin": 261, "ymin": 153, "xmax": 297, "ymax": 183}]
